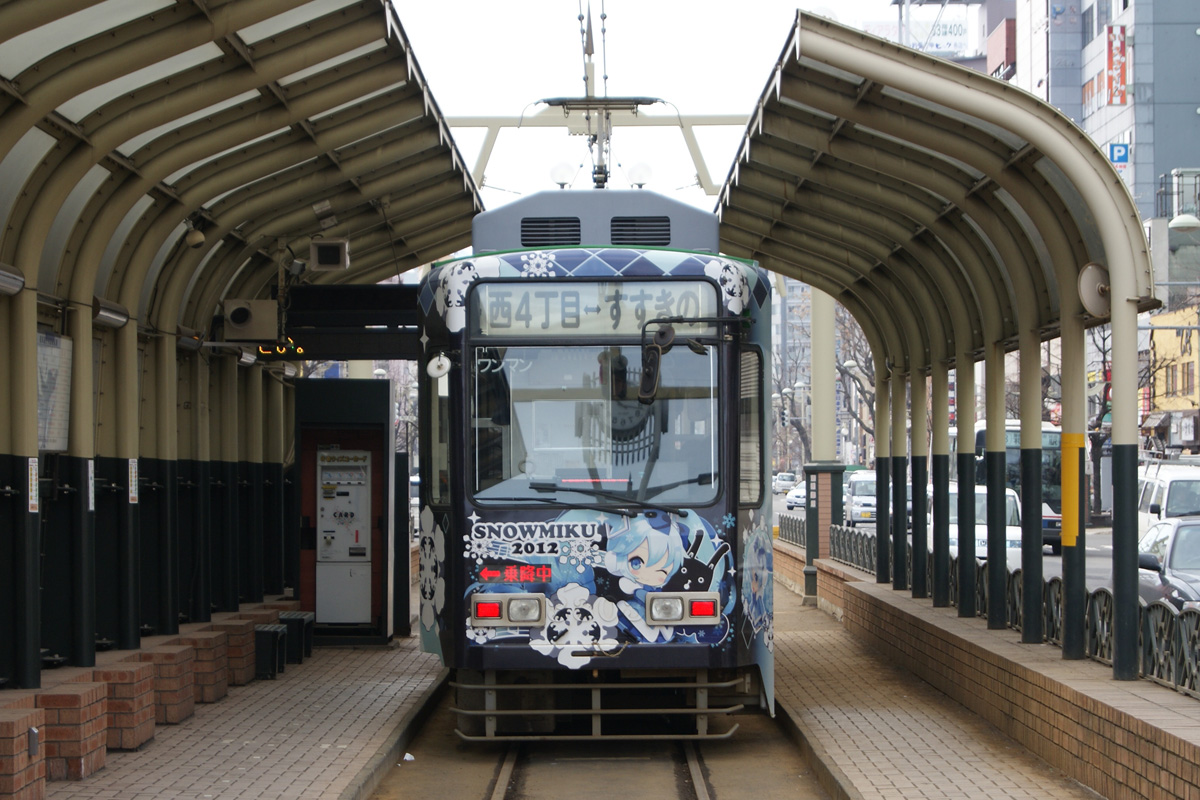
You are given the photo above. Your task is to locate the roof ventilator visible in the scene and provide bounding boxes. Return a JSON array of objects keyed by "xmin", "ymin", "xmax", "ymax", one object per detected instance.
[
  {"xmin": 611, "ymin": 215, "xmax": 670, "ymax": 246},
  {"xmin": 520, "ymin": 217, "xmax": 581, "ymax": 247}
]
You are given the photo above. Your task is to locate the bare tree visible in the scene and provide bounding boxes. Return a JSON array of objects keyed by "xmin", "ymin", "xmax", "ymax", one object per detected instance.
[
  {"xmin": 834, "ymin": 305, "xmax": 876, "ymax": 449},
  {"xmin": 1085, "ymin": 323, "xmax": 1171, "ymax": 512},
  {"xmin": 774, "ymin": 283, "xmax": 811, "ymax": 470}
]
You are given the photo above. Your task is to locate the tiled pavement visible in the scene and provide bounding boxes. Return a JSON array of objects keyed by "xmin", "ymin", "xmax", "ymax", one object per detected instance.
[
  {"xmin": 41, "ymin": 586, "xmax": 1108, "ymax": 800},
  {"xmin": 44, "ymin": 641, "xmax": 444, "ymax": 800},
  {"xmin": 772, "ymin": 598, "xmax": 1100, "ymax": 799}
]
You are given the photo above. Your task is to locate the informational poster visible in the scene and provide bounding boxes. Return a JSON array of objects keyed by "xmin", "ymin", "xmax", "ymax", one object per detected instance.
[
  {"xmin": 28, "ymin": 457, "xmax": 38, "ymax": 513},
  {"xmin": 36, "ymin": 332, "xmax": 72, "ymax": 452}
]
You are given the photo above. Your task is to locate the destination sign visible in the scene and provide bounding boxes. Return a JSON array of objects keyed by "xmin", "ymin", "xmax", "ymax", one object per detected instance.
[
  {"xmin": 471, "ymin": 281, "xmax": 718, "ymax": 338},
  {"xmin": 478, "ymin": 564, "xmax": 553, "ymax": 584}
]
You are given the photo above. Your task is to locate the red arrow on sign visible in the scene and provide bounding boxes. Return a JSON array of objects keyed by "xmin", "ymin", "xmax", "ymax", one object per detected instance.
[{"xmin": 480, "ymin": 567, "xmax": 501, "ymax": 580}]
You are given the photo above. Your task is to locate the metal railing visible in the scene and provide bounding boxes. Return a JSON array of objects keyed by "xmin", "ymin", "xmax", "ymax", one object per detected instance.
[
  {"xmin": 778, "ymin": 514, "xmax": 806, "ymax": 548},
  {"xmin": 823, "ymin": 523, "xmax": 1200, "ymax": 699}
]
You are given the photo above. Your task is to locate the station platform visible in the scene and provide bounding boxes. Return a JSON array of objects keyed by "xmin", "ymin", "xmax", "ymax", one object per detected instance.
[{"xmin": 32, "ymin": 581, "xmax": 1165, "ymax": 800}]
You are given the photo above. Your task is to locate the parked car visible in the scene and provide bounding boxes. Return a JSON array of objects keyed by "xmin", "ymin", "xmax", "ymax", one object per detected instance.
[
  {"xmin": 938, "ymin": 482, "xmax": 1023, "ymax": 560},
  {"xmin": 845, "ymin": 471, "xmax": 876, "ymax": 527},
  {"xmin": 1136, "ymin": 464, "xmax": 1200, "ymax": 536},
  {"xmin": 772, "ymin": 471, "xmax": 798, "ymax": 495},
  {"xmin": 785, "ymin": 483, "xmax": 806, "ymax": 511},
  {"xmin": 1135, "ymin": 517, "xmax": 1200, "ymax": 611}
]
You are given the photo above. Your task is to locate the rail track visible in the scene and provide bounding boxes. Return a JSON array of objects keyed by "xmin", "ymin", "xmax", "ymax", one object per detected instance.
[{"xmin": 370, "ymin": 695, "xmax": 829, "ymax": 800}]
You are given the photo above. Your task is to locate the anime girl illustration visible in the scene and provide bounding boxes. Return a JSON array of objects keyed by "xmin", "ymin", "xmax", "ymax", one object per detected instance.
[
  {"xmin": 598, "ymin": 514, "xmax": 686, "ymax": 597},
  {"xmin": 591, "ymin": 513, "xmax": 731, "ymax": 644}
]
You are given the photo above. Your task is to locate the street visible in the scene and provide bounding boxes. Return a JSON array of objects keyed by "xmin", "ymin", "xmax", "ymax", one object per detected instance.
[{"xmin": 774, "ymin": 503, "xmax": 1119, "ymax": 591}]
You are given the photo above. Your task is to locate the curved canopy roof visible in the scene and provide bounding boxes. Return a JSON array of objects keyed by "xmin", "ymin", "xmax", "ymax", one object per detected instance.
[
  {"xmin": 0, "ymin": 4, "xmax": 1153, "ymax": 376},
  {"xmin": 717, "ymin": 13, "xmax": 1155, "ymax": 374},
  {"xmin": 0, "ymin": 0, "xmax": 480, "ymax": 339}
]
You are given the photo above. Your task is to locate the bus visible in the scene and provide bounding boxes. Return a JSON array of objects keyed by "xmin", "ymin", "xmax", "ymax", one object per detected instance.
[
  {"xmin": 949, "ymin": 420, "xmax": 1063, "ymax": 553},
  {"xmin": 415, "ymin": 188, "xmax": 774, "ymax": 740}
]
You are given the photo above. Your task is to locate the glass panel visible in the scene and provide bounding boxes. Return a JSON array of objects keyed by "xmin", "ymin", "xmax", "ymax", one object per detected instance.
[
  {"xmin": 1170, "ymin": 526, "xmax": 1200, "ymax": 569},
  {"xmin": 1165, "ymin": 480, "xmax": 1200, "ymax": 516},
  {"xmin": 739, "ymin": 350, "xmax": 762, "ymax": 506},
  {"xmin": 1139, "ymin": 482, "xmax": 1156, "ymax": 512},
  {"xmin": 430, "ymin": 373, "xmax": 450, "ymax": 505},
  {"xmin": 472, "ymin": 343, "xmax": 718, "ymax": 507},
  {"xmin": 851, "ymin": 480, "xmax": 876, "ymax": 496},
  {"xmin": 1006, "ymin": 495, "xmax": 1021, "ymax": 526}
]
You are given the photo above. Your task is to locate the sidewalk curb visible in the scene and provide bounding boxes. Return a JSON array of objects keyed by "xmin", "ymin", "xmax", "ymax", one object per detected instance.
[
  {"xmin": 775, "ymin": 697, "xmax": 864, "ymax": 800},
  {"xmin": 339, "ymin": 667, "xmax": 451, "ymax": 800}
]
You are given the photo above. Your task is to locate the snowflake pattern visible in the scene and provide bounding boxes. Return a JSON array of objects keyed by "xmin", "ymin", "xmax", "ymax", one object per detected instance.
[
  {"xmin": 557, "ymin": 538, "xmax": 603, "ymax": 573},
  {"xmin": 467, "ymin": 626, "xmax": 498, "ymax": 644},
  {"xmin": 722, "ymin": 513, "xmax": 737, "ymax": 529},
  {"xmin": 418, "ymin": 507, "xmax": 445, "ymax": 635},
  {"xmin": 530, "ymin": 583, "xmax": 619, "ymax": 668},
  {"xmin": 463, "ymin": 536, "xmax": 511, "ymax": 564},
  {"xmin": 519, "ymin": 251, "xmax": 558, "ymax": 277}
]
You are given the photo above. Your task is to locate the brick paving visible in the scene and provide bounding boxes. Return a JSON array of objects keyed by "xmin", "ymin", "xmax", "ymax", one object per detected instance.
[
  {"xmin": 45, "ymin": 639, "xmax": 443, "ymax": 800},
  {"xmin": 772, "ymin": 594, "xmax": 1101, "ymax": 799},
  {"xmin": 39, "ymin": 584, "xmax": 1115, "ymax": 800}
]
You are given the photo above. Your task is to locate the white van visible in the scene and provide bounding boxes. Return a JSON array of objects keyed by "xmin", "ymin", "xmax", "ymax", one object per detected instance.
[
  {"xmin": 772, "ymin": 471, "xmax": 797, "ymax": 494},
  {"xmin": 936, "ymin": 482, "xmax": 1023, "ymax": 560},
  {"xmin": 845, "ymin": 471, "xmax": 876, "ymax": 527},
  {"xmin": 1137, "ymin": 463, "xmax": 1200, "ymax": 535}
]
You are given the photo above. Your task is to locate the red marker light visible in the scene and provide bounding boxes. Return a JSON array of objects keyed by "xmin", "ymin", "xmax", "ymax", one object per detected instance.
[
  {"xmin": 475, "ymin": 601, "xmax": 502, "ymax": 619},
  {"xmin": 690, "ymin": 600, "xmax": 717, "ymax": 617}
]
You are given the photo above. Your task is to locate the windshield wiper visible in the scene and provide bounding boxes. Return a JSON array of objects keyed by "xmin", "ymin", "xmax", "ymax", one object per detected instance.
[
  {"xmin": 477, "ymin": 494, "xmax": 638, "ymax": 520},
  {"xmin": 528, "ymin": 481, "xmax": 680, "ymax": 517},
  {"xmin": 641, "ymin": 472, "xmax": 713, "ymax": 500}
]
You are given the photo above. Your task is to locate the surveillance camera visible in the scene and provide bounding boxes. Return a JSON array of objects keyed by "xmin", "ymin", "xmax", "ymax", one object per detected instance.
[{"xmin": 186, "ymin": 228, "xmax": 205, "ymax": 249}]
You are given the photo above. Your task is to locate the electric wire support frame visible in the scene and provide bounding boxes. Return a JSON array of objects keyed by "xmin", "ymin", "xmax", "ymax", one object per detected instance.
[{"xmin": 449, "ymin": 669, "xmax": 746, "ymax": 741}]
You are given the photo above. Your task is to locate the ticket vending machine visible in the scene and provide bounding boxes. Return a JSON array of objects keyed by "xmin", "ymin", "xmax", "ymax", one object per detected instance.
[{"xmin": 315, "ymin": 451, "xmax": 372, "ymax": 623}]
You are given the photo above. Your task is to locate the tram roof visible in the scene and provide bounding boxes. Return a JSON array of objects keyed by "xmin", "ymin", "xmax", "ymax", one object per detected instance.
[{"xmin": 0, "ymin": 5, "xmax": 1154, "ymax": 369}]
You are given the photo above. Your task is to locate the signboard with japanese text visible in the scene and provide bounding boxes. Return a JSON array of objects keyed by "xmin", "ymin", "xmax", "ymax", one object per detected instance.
[
  {"xmin": 1106, "ymin": 26, "xmax": 1126, "ymax": 105},
  {"xmin": 1109, "ymin": 143, "xmax": 1129, "ymax": 173},
  {"xmin": 473, "ymin": 281, "xmax": 718, "ymax": 338}
]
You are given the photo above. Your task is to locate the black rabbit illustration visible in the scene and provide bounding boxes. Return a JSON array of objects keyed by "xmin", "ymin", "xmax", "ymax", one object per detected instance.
[{"xmin": 663, "ymin": 535, "xmax": 730, "ymax": 592}]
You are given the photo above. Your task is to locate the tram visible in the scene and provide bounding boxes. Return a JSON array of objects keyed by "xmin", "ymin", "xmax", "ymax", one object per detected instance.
[{"xmin": 415, "ymin": 189, "xmax": 774, "ymax": 740}]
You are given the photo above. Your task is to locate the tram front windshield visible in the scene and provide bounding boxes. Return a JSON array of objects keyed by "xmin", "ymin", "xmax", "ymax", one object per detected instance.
[{"xmin": 471, "ymin": 344, "xmax": 719, "ymax": 507}]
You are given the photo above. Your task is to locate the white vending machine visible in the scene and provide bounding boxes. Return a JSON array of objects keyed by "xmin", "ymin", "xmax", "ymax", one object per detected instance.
[{"xmin": 315, "ymin": 450, "xmax": 372, "ymax": 623}]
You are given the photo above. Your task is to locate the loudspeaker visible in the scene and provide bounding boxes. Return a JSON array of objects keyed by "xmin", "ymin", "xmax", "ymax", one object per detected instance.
[
  {"xmin": 223, "ymin": 299, "xmax": 278, "ymax": 342},
  {"xmin": 308, "ymin": 238, "xmax": 350, "ymax": 272}
]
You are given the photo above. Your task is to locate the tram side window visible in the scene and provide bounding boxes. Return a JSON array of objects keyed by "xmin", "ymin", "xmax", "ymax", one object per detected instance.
[
  {"xmin": 431, "ymin": 372, "xmax": 450, "ymax": 505},
  {"xmin": 739, "ymin": 349, "xmax": 763, "ymax": 505}
]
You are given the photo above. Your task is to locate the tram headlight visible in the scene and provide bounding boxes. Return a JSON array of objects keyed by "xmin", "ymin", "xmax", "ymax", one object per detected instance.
[
  {"xmin": 648, "ymin": 597, "xmax": 684, "ymax": 622},
  {"xmin": 470, "ymin": 593, "xmax": 546, "ymax": 626},
  {"xmin": 508, "ymin": 597, "xmax": 544, "ymax": 623},
  {"xmin": 647, "ymin": 592, "xmax": 721, "ymax": 625}
]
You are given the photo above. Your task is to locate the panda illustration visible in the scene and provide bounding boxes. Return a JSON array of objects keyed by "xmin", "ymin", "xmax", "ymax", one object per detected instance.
[{"xmin": 704, "ymin": 259, "xmax": 750, "ymax": 314}]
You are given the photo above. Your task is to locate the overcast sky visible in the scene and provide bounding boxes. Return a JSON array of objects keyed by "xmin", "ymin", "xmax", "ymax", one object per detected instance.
[{"xmin": 391, "ymin": 2, "xmax": 955, "ymax": 209}]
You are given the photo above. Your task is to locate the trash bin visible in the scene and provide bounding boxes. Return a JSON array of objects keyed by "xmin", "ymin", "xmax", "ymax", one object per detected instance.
[
  {"xmin": 254, "ymin": 624, "xmax": 288, "ymax": 679},
  {"xmin": 277, "ymin": 611, "xmax": 314, "ymax": 664}
]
